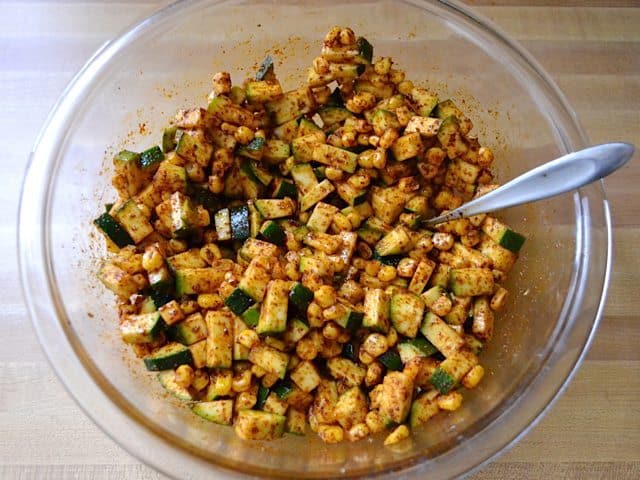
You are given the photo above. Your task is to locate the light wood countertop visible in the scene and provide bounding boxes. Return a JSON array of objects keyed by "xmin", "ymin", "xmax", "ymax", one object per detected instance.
[{"xmin": 1, "ymin": 1, "xmax": 638, "ymax": 478}]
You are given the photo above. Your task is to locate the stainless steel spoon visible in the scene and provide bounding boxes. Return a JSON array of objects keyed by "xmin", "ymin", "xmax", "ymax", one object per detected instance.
[{"xmin": 424, "ymin": 142, "xmax": 635, "ymax": 226}]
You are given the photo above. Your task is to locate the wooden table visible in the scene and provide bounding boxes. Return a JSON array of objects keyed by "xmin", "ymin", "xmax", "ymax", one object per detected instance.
[{"xmin": 2, "ymin": 1, "xmax": 638, "ymax": 478}]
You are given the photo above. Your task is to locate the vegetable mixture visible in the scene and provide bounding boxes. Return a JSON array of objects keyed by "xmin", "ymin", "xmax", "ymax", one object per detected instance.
[{"xmin": 94, "ymin": 26, "xmax": 525, "ymax": 445}]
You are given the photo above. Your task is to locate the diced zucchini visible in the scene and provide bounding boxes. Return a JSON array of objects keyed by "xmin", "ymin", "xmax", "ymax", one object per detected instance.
[
  {"xmin": 263, "ymin": 139, "xmax": 291, "ymax": 164},
  {"xmin": 237, "ymin": 137, "xmax": 266, "ymax": 161},
  {"xmin": 288, "ymin": 282, "xmax": 314, "ymax": 318},
  {"xmin": 283, "ymin": 318, "xmax": 310, "ymax": 344},
  {"xmin": 256, "ymin": 55, "xmax": 274, "ymax": 81},
  {"xmin": 307, "ymin": 202, "xmax": 339, "ymax": 233},
  {"xmin": 292, "ymin": 132, "xmax": 323, "ymax": 163},
  {"xmin": 175, "ymin": 268, "xmax": 225, "ymax": 296},
  {"xmin": 300, "ymin": 179, "xmax": 335, "ymax": 212},
  {"xmin": 114, "ymin": 200, "xmax": 154, "ymax": 244},
  {"xmin": 233, "ymin": 317, "xmax": 249, "ymax": 360},
  {"xmin": 169, "ymin": 192, "xmax": 197, "ymax": 238},
  {"xmin": 408, "ymin": 88, "xmax": 439, "ymax": 117},
  {"xmin": 354, "ymin": 79, "xmax": 393, "ymax": 99},
  {"xmin": 153, "ymin": 161, "xmax": 187, "ymax": 194},
  {"xmin": 166, "ymin": 249, "xmax": 206, "ymax": 272},
  {"xmin": 482, "ymin": 216, "xmax": 526, "ymax": 253},
  {"xmin": 290, "ymin": 163, "xmax": 318, "ymax": 195},
  {"xmin": 265, "ymin": 87, "xmax": 316, "ymax": 126},
  {"xmin": 375, "ymin": 225, "xmax": 412, "ymax": 256},
  {"xmin": 259, "ymin": 220, "xmax": 285, "ymax": 246},
  {"xmin": 272, "ymin": 178, "xmax": 297, "ymax": 199},
  {"xmin": 434, "ymin": 99, "xmax": 473, "ymax": 134},
  {"xmin": 249, "ymin": 345, "xmax": 290, "ymax": 379},
  {"xmin": 207, "ymin": 96, "xmax": 257, "ymax": 128},
  {"xmin": 404, "ymin": 116, "xmax": 442, "ymax": 137},
  {"xmin": 205, "ymin": 311, "xmax": 234, "ymax": 369},
  {"xmin": 420, "ymin": 312, "xmax": 465, "ymax": 358},
  {"xmin": 378, "ymin": 350, "xmax": 403, "ymax": 371},
  {"xmin": 158, "ymin": 370, "xmax": 195, "ymax": 401},
  {"xmin": 239, "ymin": 238, "xmax": 279, "ymax": 261},
  {"xmin": 311, "ymin": 143, "xmax": 358, "ymax": 173},
  {"xmin": 263, "ymin": 392, "xmax": 288, "ymax": 415},
  {"xmin": 120, "ymin": 312, "xmax": 165, "ymax": 344},
  {"xmin": 238, "ymin": 258, "xmax": 271, "ymax": 302},
  {"xmin": 409, "ymin": 390, "xmax": 440, "ymax": 428},
  {"xmin": 336, "ymin": 181, "xmax": 367, "ymax": 206},
  {"xmin": 255, "ymin": 384, "xmax": 270, "ymax": 409},
  {"xmin": 291, "ymin": 360, "xmax": 321, "ymax": 393},
  {"xmin": 162, "ymin": 126, "xmax": 180, "ymax": 153},
  {"xmin": 189, "ymin": 340, "xmax": 207, "ymax": 369},
  {"xmin": 336, "ymin": 231, "xmax": 358, "ymax": 267},
  {"xmin": 235, "ymin": 410, "xmax": 286, "ymax": 440},
  {"xmin": 326, "ymin": 357, "xmax": 366, "ymax": 387},
  {"xmin": 404, "ymin": 195, "xmax": 430, "ymax": 217},
  {"xmin": 112, "ymin": 149, "xmax": 146, "ymax": 198},
  {"xmin": 285, "ymin": 408, "xmax": 307, "ymax": 435},
  {"xmin": 97, "ymin": 264, "xmax": 139, "ymax": 298},
  {"xmin": 333, "ymin": 303, "xmax": 364, "ymax": 331},
  {"xmin": 144, "ymin": 342, "xmax": 193, "ymax": 371},
  {"xmin": 241, "ymin": 304, "xmax": 261, "ymax": 327},
  {"xmin": 429, "ymin": 263, "xmax": 451, "ymax": 288},
  {"xmin": 257, "ymin": 280, "xmax": 290, "ymax": 335},
  {"xmin": 371, "ymin": 186, "xmax": 407, "ymax": 224},
  {"xmin": 408, "ymin": 259, "xmax": 436, "ymax": 295},
  {"xmin": 430, "ymin": 349, "xmax": 478, "ymax": 393},
  {"xmin": 225, "ymin": 288, "xmax": 255, "ymax": 315},
  {"xmin": 170, "ymin": 312, "xmax": 207, "ymax": 345},
  {"xmin": 94, "ymin": 213, "xmax": 134, "ymax": 248},
  {"xmin": 273, "ymin": 118, "xmax": 299, "ymax": 143},
  {"xmin": 472, "ymin": 296, "xmax": 494, "ymax": 341},
  {"xmin": 318, "ymin": 106, "xmax": 354, "ymax": 128},
  {"xmin": 357, "ymin": 217, "xmax": 390, "ymax": 245},
  {"xmin": 214, "ymin": 208, "xmax": 232, "ymax": 241},
  {"xmin": 390, "ymin": 293, "xmax": 424, "ymax": 338},
  {"xmin": 391, "ymin": 132, "xmax": 423, "ymax": 161},
  {"xmin": 376, "ymin": 371, "xmax": 413, "ymax": 424},
  {"xmin": 334, "ymin": 387, "xmax": 368, "ymax": 430},
  {"xmin": 254, "ymin": 198, "xmax": 296, "ymax": 219},
  {"xmin": 229, "ymin": 205, "xmax": 250, "ymax": 240},
  {"xmin": 444, "ymin": 295, "xmax": 472, "ymax": 326},
  {"xmin": 246, "ymin": 80, "xmax": 283, "ymax": 103},
  {"xmin": 371, "ymin": 109, "xmax": 401, "ymax": 132},
  {"xmin": 397, "ymin": 338, "xmax": 438, "ymax": 363},
  {"xmin": 363, "ymin": 288, "xmax": 390, "ymax": 333},
  {"xmin": 478, "ymin": 236, "xmax": 517, "ymax": 273},
  {"xmin": 176, "ymin": 130, "xmax": 213, "ymax": 166},
  {"xmin": 437, "ymin": 116, "xmax": 468, "ymax": 159},
  {"xmin": 448, "ymin": 268, "xmax": 494, "ymax": 297},
  {"xmin": 192, "ymin": 400, "xmax": 234, "ymax": 425}
]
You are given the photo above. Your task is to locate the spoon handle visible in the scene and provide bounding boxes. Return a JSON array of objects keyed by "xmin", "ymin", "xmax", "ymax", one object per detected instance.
[{"xmin": 424, "ymin": 142, "xmax": 634, "ymax": 226}]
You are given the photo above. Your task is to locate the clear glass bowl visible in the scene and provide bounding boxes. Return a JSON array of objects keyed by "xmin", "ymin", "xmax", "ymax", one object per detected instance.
[{"xmin": 18, "ymin": 1, "xmax": 611, "ymax": 478}]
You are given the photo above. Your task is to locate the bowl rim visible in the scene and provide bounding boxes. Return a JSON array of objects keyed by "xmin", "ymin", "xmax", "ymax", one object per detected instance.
[{"xmin": 18, "ymin": 0, "xmax": 611, "ymax": 478}]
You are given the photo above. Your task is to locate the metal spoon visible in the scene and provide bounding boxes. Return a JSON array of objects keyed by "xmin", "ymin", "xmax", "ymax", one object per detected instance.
[{"xmin": 424, "ymin": 142, "xmax": 634, "ymax": 226}]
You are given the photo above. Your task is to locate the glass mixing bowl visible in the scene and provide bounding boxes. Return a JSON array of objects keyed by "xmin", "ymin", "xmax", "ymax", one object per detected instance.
[{"xmin": 18, "ymin": 0, "xmax": 611, "ymax": 478}]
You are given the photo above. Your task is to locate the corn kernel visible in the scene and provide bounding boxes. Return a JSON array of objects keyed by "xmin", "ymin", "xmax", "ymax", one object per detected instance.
[
  {"xmin": 437, "ymin": 391, "xmax": 463, "ymax": 411},
  {"xmin": 365, "ymin": 411, "xmax": 386, "ymax": 434},
  {"xmin": 174, "ymin": 365, "xmax": 194, "ymax": 388},
  {"xmin": 491, "ymin": 287, "xmax": 508, "ymax": 311},
  {"xmin": 462, "ymin": 364, "xmax": 485, "ymax": 389},
  {"xmin": 430, "ymin": 295, "xmax": 453, "ymax": 316},
  {"xmin": 197, "ymin": 293, "xmax": 223, "ymax": 310},
  {"xmin": 318, "ymin": 425, "xmax": 344, "ymax": 443},
  {"xmin": 377, "ymin": 265, "xmax": 397, "ymax": 282},
  {"xmin": 384, "ymin": 424, "xmax": 410, "ymax": 445},
  {"xmin": 374, "ymin": 57, "xmax": 392, "ymax": 76}
]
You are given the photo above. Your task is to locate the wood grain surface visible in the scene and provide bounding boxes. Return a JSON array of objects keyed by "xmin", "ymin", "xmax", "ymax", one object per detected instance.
[{"xmin": 2, "ymin": 1, "xmax": 638, "ymax": 478}]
